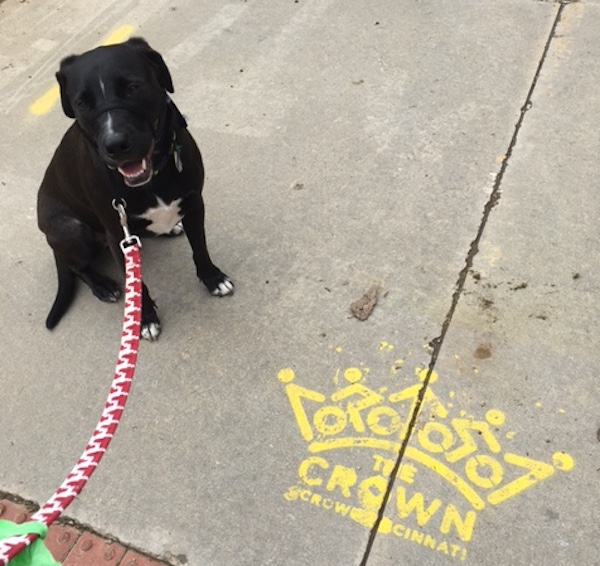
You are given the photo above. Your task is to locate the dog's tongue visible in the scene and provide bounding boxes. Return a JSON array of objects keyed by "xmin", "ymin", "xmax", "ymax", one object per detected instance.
[
  {"xmin": 117, "ymin": 157, "xmax": 153, "ymax": 187},
  {"xmin": 118, "ymin": 160, "xmax": 145, "ymax": 177}
]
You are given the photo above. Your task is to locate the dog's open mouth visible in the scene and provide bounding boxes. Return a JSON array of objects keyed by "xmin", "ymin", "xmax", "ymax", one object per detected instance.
[{"xmin": 117, "ymin": 148, "xmax": 154, "ymax": 188}]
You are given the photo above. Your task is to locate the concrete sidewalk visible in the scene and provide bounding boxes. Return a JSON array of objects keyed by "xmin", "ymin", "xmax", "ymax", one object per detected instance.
[{"xmin": 0, "ymin": 0, "xmax": 598, "ymax": 564}]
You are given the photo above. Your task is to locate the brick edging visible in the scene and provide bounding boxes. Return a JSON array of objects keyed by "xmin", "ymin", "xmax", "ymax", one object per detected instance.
[{"xmin": 0, "ymin": 493, "xmax": 178, "ymax": 566}]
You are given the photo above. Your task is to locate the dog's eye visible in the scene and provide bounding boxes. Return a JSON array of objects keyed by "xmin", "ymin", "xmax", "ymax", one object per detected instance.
[
  {"xmin": 126, "ymin": 83, "xmax": 139, "ymax": 97},
  {"xmin": 75, "ymin": 98, "xmax": 89, "ymax": 110}
]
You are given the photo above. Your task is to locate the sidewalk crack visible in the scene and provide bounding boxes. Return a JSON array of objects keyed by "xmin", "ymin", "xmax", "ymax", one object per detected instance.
[{"xmin": 358, "ymin": 3, "xmax": 568, "ymax": 564}]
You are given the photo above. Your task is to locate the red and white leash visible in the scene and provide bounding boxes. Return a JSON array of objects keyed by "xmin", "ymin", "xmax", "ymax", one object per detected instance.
[{"xmin": 0, "ymin": 202, "xmax": 142, "ymax": 565}]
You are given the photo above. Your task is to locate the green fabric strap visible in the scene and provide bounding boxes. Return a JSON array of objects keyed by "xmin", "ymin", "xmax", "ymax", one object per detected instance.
[{"xmin": 0, "ymin": 520, "xmax": 60, "ymax": 566}]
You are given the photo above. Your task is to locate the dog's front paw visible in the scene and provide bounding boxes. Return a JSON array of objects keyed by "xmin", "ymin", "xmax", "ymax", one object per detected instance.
[
  {"xmin": 141, "ymin": 321, "xmax": 161, "ymax": 341},
  {"xmin": 161, "ymin": 222, "xmax": 185, "ymax": 238},
  {"xmin": 202, "ymin": 270, "xmax": 234, "ymax": 297},
  {"xmin": 141, "ymin": 306, "xmax": 161, "ymax": 341}
]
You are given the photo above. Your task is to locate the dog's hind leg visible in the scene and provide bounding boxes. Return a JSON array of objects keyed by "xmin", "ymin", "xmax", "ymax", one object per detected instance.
[
  {"xmin": 43, "ymin": 216, "xmax": 121, "ymax": 328},
  {"xmin": 76, "ymin": 266, "xmax": 121, "ymax": 303},
  {"xmin": 46, "ymin": 257, "xmax": 121, "ymax": 329}
]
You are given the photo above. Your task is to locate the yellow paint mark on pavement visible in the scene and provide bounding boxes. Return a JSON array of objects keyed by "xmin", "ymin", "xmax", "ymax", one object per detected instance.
[
  {"xmin": 487, "ymin": 453, "xmax": 555, "ymax": 505},
  {"xmin": 100, "ymin": 24, "xmax": 135, "ymax": 46},
  {"xmin": 29, "ymin": 84, "xmax": 60, "ymax": 116},
  {"xmin": 309, "ymin": 437, "xmax": 401, "ymax": 454},
  {"xmin": 552, "ymin": 451, "xmax": 574, "ymax": 472},
  {"xmin": 405, "ymin": 447, "xmax": 485, "ymax": 511},
  {"xmin": 277, "ymin": 368, "xmax": 295, "ymax": 383},
  {"xmin": 29, "ymin": 25, "xmax": 136, "ymax": 116},
  {"xmin": 279, "ymin": 345, "xmax": 576, "ymax": 559}
]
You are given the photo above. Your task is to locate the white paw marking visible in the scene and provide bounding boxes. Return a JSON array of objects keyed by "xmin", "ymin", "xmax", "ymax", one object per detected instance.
[
  {"xmin": 141, "ymin": 322, "xmax": 161, "ymax": 341},
  {"xmin": 212, "ymin": 278, "xmax": 234, "ymax": 296}
]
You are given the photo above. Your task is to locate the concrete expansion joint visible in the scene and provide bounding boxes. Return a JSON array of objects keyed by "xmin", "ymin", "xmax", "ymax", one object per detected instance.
[{"xmin": 357, "ymin": 4, "xmax": 569, "ymax": 565}]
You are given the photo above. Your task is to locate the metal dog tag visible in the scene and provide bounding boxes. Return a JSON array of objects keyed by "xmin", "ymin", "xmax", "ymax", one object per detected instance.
[{"xmin": 174, "ymin": 145, "xmax": 183, "ymax": 173}]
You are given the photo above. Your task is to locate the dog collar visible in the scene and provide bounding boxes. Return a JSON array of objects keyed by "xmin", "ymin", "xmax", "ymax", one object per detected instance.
[
  {"xmin": 152, "ymin": 131, "xmax": 183, "ymax": 176},
  {"xmin": 151, "ymin": 97, "xmax": 185, "ymax": 176}
]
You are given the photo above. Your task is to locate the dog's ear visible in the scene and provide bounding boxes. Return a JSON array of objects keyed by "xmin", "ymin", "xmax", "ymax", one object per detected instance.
[
  {"xmin": 125, "ymin": 37, "xmax": 174, "ymax": 93},
  {"xmin": 56, "ymin": 55, "xmax": 78, "ymax": 118}
]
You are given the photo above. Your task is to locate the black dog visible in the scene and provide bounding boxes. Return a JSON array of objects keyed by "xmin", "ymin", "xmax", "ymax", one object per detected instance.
[{"xmin": 37, "ymin": 37, "xmax": 233, "ymax": 340}]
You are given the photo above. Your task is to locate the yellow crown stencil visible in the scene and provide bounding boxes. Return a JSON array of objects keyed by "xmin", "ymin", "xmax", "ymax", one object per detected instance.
[{"xmin": 278, "ymin": 348, "xmax": 574, "ymax": 562}]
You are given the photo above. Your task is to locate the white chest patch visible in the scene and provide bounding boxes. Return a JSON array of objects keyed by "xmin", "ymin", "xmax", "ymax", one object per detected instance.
[{"xmin": 137, "ymin": 197, "xmax": 183, "ymax": 235}]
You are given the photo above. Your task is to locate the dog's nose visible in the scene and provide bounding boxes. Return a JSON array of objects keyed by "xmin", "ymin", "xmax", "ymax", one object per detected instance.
[{"xmin": 102, "ymin": 132, "xmax": 132, "ymax": 158}]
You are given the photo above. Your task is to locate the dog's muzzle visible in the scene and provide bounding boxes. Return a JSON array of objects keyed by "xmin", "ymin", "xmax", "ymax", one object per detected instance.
[{"xmin": 93, "ymin": 103, "xmax": 159, "ymax": 188}]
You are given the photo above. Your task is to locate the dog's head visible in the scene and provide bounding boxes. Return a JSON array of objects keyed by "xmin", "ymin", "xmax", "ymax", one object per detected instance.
[{"xmin": 56, "ymin": 37, "xmax": 174, "ymax": 187}]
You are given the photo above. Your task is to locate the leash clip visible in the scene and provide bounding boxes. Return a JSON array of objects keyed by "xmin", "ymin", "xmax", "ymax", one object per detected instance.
[{"xmin": 112, "ymin": 198, "xmax": 142, "ymax": 253}]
